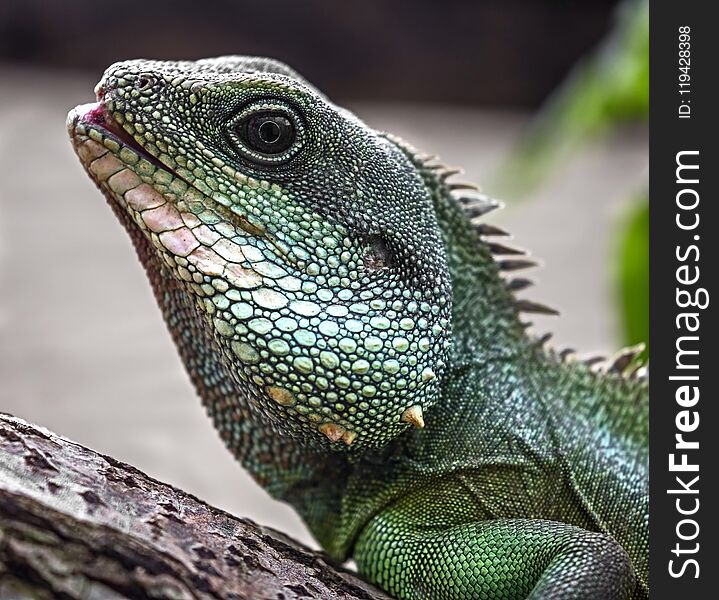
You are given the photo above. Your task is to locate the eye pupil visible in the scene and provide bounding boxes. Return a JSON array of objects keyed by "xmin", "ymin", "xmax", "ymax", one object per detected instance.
[
  {"xmin": 234, "ymin": 111, "xmax": 295, "ymax": 159},
  {"xmin": 258, "ymin": 120, "xmax": 281, "ymax": 144}
]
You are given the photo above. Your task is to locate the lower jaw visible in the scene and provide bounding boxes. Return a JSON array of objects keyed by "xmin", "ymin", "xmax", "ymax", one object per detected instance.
[{"xmin": 69, "ymin": 127, "xmax": 267, "ymax": 297}]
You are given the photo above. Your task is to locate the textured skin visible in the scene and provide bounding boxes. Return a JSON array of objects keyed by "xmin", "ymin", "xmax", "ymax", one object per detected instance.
[{"xmin": 67, "ymin": 57, "xmax": 648, "ymax": 600}]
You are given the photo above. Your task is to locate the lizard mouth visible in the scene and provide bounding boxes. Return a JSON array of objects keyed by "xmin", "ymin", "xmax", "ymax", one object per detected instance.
[
  {"xmin": 67, "ymin": 102, "xmax": 169, "ymax": 174},
  {"xmin": 67, "ymin": 101, "xmax": 270, "ymax": 242},
  {"xmin": 67, "ymin": 98, "xmax": 286, "ymax": 269}
]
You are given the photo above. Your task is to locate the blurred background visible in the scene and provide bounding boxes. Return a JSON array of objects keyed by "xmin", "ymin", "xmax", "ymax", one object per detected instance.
[{"xmin": 0, "ymin": 0, "xmax": 647, "ymax": 549}]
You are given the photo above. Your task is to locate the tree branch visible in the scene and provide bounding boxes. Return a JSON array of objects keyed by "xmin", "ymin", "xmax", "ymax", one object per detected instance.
[{"xmin": 0, "ymin": 414, "xmax": 389, "ymax": 600}]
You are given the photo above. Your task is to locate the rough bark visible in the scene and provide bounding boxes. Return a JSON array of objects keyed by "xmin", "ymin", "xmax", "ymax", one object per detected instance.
[{"xmin": 0, "ymin": 414, "xmax": 389, "ymax": 600}]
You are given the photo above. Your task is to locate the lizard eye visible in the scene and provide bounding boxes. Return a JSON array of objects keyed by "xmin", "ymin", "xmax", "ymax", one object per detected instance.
[
  {"xmin": 227, "ymin": 103, "xmax": 302, "ymax": 165},
  {"xmin": 238, "ymin": 113, "xmax": 294, "ymax": 154}
]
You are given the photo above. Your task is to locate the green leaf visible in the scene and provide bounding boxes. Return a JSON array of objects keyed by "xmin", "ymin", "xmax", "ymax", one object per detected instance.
[
  {"xmin": 615, "ymin": 197, "xmax": 648, "ymax": 360},
  {"xmin": 494, "ymin": 0, "xmax": 648, "ymax": 198}
]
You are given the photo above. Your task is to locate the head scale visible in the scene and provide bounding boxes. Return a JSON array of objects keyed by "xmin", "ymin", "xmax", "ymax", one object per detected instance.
[{"xmin": 69, "ymin": 56, "xmax": 453, "ymax": 451}]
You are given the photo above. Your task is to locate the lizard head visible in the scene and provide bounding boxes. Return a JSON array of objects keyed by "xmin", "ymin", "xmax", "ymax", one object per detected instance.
[{"xmin": 67, "ymin": 56, "xmax": 452, "ymax": 451}]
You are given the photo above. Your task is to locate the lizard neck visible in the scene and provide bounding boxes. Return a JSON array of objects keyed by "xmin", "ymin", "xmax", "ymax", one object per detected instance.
[
  {"xmin": 433, "ymin": 184, "xmax": 648, "ymax": 449},
  {"xmin": 429, "ymin": 177, "xmax": 529, "ymax": 370},
  {"xmin": 389, "ymin": 138, "xmax": 530, "ymax": 371}
]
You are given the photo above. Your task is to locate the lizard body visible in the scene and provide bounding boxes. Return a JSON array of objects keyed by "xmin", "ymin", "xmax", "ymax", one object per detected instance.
[{"xmin": 67, "ymin": 56, "xmax": 648, "ymax": 599}]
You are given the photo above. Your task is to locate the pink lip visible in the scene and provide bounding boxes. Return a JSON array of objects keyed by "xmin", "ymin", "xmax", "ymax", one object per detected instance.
[
  {"xmin": 71, "ymin": 102, "xmax": 166, "ymax": 171},
  {"xmin": 81, "ymin": 102, "xmax": 107, "ymax": 125},
  {"xmin": 73, "ymin": 101, "xmax": 118, "ymax": 134}
]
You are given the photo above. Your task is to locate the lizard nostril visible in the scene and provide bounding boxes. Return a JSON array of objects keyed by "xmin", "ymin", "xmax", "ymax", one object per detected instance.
[{"xmin": 135, "ymin": 75, "xmax": 155, "ymax": 91}]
